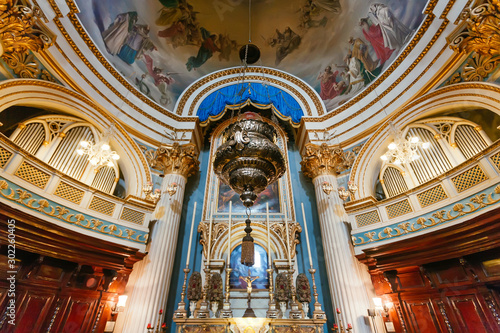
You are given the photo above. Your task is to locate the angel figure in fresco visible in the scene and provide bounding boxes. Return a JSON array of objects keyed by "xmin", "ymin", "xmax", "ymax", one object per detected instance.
[
  {"xmin": 142, "ymin": 54, "xmax": 176, "ymax": 105},
  {"xmin": 216, "ymin": 33, "xmax": 238, "ymax": 62},
  {"xmin": 186, "ymin": 27, "xmax": 220, "ymax": 71},
  {"xmin": 369, "ymin": 3, "xmax": 411, "ymax": 51},
  {"xmin": 359, "ymin": 17, "xmax": 394, "ymax": 65},
  {"xmin": 101, "ymin": 11, "xmax": 138, "ymax": 55},
  {"xmin": 267, "ymin": 27, "xmax": 301, "ymax": 66},
  {"xmin": 317, "ymin": 65, "xmax": 342, "ymax": 100}
]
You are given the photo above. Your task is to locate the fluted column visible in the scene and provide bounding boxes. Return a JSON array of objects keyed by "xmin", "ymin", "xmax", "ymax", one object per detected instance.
[
  {"xmin": 301, "ymin": 143, "xmax": 372, "ymax": 332},
  {"xmin": 121, "ymin": 143, "xmax": 199, "ymax": 333}
]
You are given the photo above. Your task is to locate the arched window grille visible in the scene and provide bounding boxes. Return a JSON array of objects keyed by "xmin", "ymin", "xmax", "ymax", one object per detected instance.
[
  {"xmin": 455, "ymin": 124, "xmax": 488, "ymax": 159},
  {"xmin": 48, "ymin": 126, "xmax": 94, "ymax": 179},
  {"xmin": 407, "ymin": 127, "xmax": 453, "ymax": 184},
  {"xmin": 12, "ymin": 122, "xmax": 45, "ymax": 155},
  {"xmin": 381, "ymin": 166, "xmax": 408, "ymax": 198},
  {"xmin": 91, "ymin": 166, "xmax": 117, "ymax": 194}
]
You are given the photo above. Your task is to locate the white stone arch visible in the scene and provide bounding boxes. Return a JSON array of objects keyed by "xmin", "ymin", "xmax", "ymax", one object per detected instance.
[
  {"xmin": 350, "ymin": 82, "xmax": 500, "ymax": 199},
  {"xmin": 0, "ymin": 80, "xmax": 151, "ymax": 197}
]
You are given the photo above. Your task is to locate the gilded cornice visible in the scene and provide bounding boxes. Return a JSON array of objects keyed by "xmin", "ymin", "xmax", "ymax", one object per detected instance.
[
  {"xmin": 300, "ymin": 142, "xmax": 355, "ymax": 179},
  {"xmin": 0, "ymin": 79, "xmax": 152, "ymax": 185},
  {"xmin": 143, "ymin": 142, "xmax": 200, "ymax": 178}
]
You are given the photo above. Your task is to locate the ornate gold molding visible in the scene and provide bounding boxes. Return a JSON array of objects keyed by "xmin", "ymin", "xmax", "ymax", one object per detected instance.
[
  {"xmin": 0, "ymin": 0, "xmax": 55, "ymax": 79},
  {"xmin": 0, "ymin": 179, "xmax": 148, "ymax": 244},
  {"xmin": 451, "ymin": 0, "xmax": 500, "ymax": 57},
  {"xmin": 143, "ymin": 142, "xmax": 199, "ymax": 178},
  {"xmin": 300, "ymin": 143, "xmax": 355, "ymax": 179}
]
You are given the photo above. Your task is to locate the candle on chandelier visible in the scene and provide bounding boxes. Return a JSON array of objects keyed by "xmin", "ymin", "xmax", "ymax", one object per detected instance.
[
  {"xmin": 267, "ymin": 202, "xmax": 271, "ymax": 267},
  {"xmin": 207, "ymin": 201, "xmax": 214, "ymax": 267},
  {"xmin": 186, "ymin": 202, "xmax": 197, "ymax": 268},
  {"xmin": 347, "ymin": 323, "xmax": 353, "ymax": 329},
  {"xmin": 159, "ymin": 309, "xmax": 163, "ymax": 315},
  {"xmin": 227, "ymin": 201, "xmax": 232, "ymax": 266},
  {"xmin": 147, "ymin": 323, "xmax": 152, "ymax": 329},
  {"xmin": 301, "ymin": 203, "xmax": 313, "ymax": 269},
  {"xmin": 336, "ymin": 307, "xmax": 341, "ymax": 314}
]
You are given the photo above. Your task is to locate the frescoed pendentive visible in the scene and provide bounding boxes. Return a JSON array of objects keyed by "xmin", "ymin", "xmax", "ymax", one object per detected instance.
[{"xmin": 78, "ymin": 0, "xmax": 428, "ymax": 112}]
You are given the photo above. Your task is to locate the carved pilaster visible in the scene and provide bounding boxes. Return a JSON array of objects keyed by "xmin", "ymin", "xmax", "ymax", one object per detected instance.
[
  {"xmin": 0, "ymin": 0, "xmax": 55, "ymax": 78},
  {"xmin": 144, "ymin": 142, "xmax": 200, "ymax": 178},
  {"xmin": 300, "ymin": 143, "xmax": 355, "ymax": 179}
]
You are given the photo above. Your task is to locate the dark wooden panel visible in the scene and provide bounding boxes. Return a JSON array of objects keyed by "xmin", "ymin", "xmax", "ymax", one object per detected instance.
[
  {"xmin": 15, "ymin": 291, "xmax": 55, "ymax": 333},
  {"xmin": 405, "ymin": 301, "xmax": 440, "ymax": 333},
  {"xmin": 398, "ymin": 271, "xmax": 425, "ymax": 290},
  {"xmin": 61, "ymin": 298, "xmax": 98, "ymax": 333},
  {"xmin": 449, "ymin": 295, "xmax": 492, "ymax": 333}
]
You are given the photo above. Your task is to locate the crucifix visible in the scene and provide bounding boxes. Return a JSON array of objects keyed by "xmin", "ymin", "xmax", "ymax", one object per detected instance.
[{"xmin": 240, "ymin": 270, "xmax": 259, "ymax": 317}]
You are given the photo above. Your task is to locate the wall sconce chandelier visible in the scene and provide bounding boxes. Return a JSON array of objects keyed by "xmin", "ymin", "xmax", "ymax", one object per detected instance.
[
  {"xmin": 380, "ymin": 122, "xmax": 430, "ymax": 165},
  {"xmin": 143, "ymin": 182, "xmax": 161, "ymax": 203},
  {"xmin": 77, "ymin": 126, "xmax": 119, "ymax": 167}
]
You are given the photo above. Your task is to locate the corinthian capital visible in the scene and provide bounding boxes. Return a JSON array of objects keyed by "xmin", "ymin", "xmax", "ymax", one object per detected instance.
[
  {"xmin": 300, "ymin": 143, "xmax": 355, "ymax": 179},
  {"xmin": 451, "ymin": 0, "xmax": 500, "ymax": 57},
  {"xmin": 145, "ymin": 142, "xmax": 200, "ymax": 178},
  {"xmin": 0, "ymin": 0, "xmax": 54, "ymax": 56}
]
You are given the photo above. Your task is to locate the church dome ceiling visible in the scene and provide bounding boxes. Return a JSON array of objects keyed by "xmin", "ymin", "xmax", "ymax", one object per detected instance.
[{"xmin": 75, "ymin": 0, "xmax": 429, "ymax": 114}]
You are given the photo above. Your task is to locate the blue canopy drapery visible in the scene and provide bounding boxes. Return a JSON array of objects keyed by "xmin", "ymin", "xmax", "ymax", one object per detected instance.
[{"xmin": 197, "ymin": 82, "xmax": 303, "ymax": 126}]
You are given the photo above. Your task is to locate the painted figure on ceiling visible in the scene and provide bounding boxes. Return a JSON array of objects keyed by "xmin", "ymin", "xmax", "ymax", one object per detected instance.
[
  {"xmin": 101, "ymin": 11, "xmax": 138, "ymax": 55},
  {"xmin": 186, "ymin": 28, "xmax": 220, "ymax": 71},
  {"xmin": 117, "ymin": 24, "xmax": 154, "ymax": 64},
  {"xmin": 359, "ymin": 17, "xmax": 394, "ymax": 65},
  {"xmin": 317, "ymin": 66, "xmax": 342, "ymax": 100},
  {"xmin": 268, "ymin": 27, "xmax": 301, "ymax": 66},
  {"xmin": 348, "ymin": 37, "xmax": 380, "ymax": 83},
  {"xmin": 143, "ymin": 54, "xmax": 175, "ymax": 105},
  {"xmin": 369, "ymin": 3, "xmax": 411, "ymax": 50},
  {"xmin": 343, "ymin": 52, "xmax": 365, "ymax": 95}
]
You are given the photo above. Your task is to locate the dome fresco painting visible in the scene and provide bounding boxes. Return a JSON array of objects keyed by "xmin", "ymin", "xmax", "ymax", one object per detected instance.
[{"xmin": 77, "ymin": 0, "xmax": 428, "ymax": 112}]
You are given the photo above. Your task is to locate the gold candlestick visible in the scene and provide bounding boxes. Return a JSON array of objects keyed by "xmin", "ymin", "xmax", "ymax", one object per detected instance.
[
  {"xmin": 266, "ymin": 267, "xmax": 279, "ymax": 318},
  {"xmin": 220, "ymin": 267, "xmax": 233, "ymax": 318},
  {"xmin": 288, "ymin": 268, "xmax": 303, "ymax": 319},
  {"xmin": 195, "ymin": 268, "xmax": 211, "ymax": 318},
  {"xmin": 173, "ymin": 268, "xmax": 191, "ymax": 318},
  {"xmin": 309, "ymin": 268, "xmax": 326, "ymax": 319}
]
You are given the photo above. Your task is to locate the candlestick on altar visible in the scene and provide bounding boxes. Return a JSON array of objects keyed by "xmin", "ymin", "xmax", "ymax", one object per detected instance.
[
  {"xmin": 301, "ymin": 203, "xmax": 313, "ymax": 269},
  {"xmin": 227, "ymin": 202, "xmax": 231, "ymax": 266},
  {"xmin": 220, "ymin": 202, "xmax": 233, "ymax": 318},
  {"xmin": 195, "ymin": 201, "xmax": 213, "ymax": 318},
  {"xmin": 206, "ymin": 200, "xmax": 214, "ymax": 267},
  {"xmin": 309, "ymin": 268, "xmax": 326, "ymax": 320},
  {"xmin": 186, "ymin": 202, "xmax": 197, "ymax": 268},
  {"xmin": 267, "ymin": 203, "xmax": 271, "ymax": 267},
  {"xmin": 174, "ymin": 202, "xmax": 197, "ymax": 318}
]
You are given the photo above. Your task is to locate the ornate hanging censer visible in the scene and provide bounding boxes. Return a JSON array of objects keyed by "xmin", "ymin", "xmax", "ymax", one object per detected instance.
[{"xmin": 213, "ymin": 110, "xmax": 286, "ymax": 266}]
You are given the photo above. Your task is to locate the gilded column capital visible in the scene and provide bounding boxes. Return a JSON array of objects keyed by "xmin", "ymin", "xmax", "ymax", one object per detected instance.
[
  {"xmin": 300, "ymin": 143, "xmax": 355, "ymax": 179},
  {"xmin": 0, "ymin": 0, "xmax": 55, "ymax": 77},
  {"xmin": 452, "ymin": 0, "xmax": 500, "ymax": 57},
  {"xmin": 145, "ymin": 142, "xmax": 200, "ymax": 178}
]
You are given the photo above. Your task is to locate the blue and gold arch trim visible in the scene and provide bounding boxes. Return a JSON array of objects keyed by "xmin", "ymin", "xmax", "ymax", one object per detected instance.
[{"xmin": 197, "ymin": 82, "xmax": 303, "ymax": 127}]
